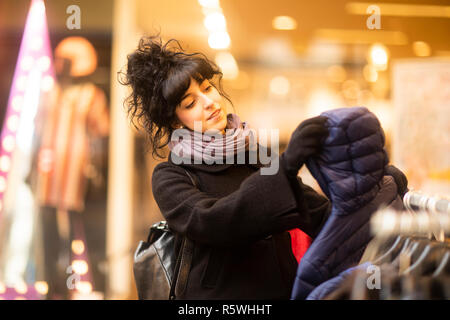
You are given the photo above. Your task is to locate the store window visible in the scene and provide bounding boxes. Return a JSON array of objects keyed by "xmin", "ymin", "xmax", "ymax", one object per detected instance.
[{"xmin": 0, "ymin": 0, "xmax": 112, "ymax": 300}]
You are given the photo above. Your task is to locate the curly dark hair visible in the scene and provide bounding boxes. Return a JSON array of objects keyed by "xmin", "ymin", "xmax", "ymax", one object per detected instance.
[{"xmin": 118, "ymin": 34, "xmax": 233, "ymax": 159}]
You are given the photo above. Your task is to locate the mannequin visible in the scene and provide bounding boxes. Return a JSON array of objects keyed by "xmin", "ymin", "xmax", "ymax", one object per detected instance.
[{"xmin": 34, "ymin": 36, "xmax": 109, "ymax": 299}]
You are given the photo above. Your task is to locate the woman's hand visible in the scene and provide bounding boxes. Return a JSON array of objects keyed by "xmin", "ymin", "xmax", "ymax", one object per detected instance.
[
  {"xmin": 281, "ymin": 116, "xmax": 329, "ymax": 177},
  {"xmin": 385, "ymin": 164, "xmax": 409, "ymax": 197}
]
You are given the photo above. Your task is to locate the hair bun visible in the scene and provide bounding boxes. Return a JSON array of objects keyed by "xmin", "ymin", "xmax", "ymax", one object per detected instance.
[
  {"xmin": 137, "ymin": 35, "xmax": 183, "ymax": 72},
  {"xmin": 119, "ymin": 34, "xmax": 229, "ymax": 159}
]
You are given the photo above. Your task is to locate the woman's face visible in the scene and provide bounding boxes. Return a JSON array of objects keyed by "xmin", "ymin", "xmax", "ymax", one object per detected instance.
[{"xmin": 174, "ymin": 78, "xmax": 228, "ymax": 134}]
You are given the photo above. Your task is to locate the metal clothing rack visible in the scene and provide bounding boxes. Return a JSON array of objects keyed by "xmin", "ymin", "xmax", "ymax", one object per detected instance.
[
  {"xmin": 369, "ymin": 190, "xmax": 450, "ymax": 239},
  {"xmin": 403, "ymin": 190, "xmax": 450, "ymax": 215}
]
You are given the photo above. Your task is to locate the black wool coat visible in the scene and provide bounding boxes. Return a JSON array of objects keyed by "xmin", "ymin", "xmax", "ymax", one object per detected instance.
[{"xmin": 151, "ymin": 150, "xmax": 331, "ymax": 299}]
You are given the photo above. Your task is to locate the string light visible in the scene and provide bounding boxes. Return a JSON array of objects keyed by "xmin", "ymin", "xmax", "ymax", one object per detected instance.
[
  {"xmin": 72, "ymin": 260, "xmax": 89, "ymax": 275},
  {"xmin": 41, "ymin": 75, "xmax": 54, "ymax": 92},
  {"xmin": 75, "ymin": 281, "xmax": 92, "ymax": 294},
  {"xmin": 11, "ymin": 96, "xmax": 23, "ymax": 112},
  {"xmin": 37, "ymin": 56, "xmax": 51, "ymax": 71},
  {"xmin": 30, "ymin": 37, "xmax": 43, "ymax": 51},
  {"xmin": 0, "ymin": 176, "xmax": 6, "ymax": 192},
  {"xmin": 20, "ymin": 56, "xmax": 35, "ymax": 71},
  {"xmin": 16, "ymin": 76, "xmax": 28, "ymax": 91},
  {"xmin": 0, "ymin": 0, "xmax": 55, "ymax": 247},
  {"xmin": 0, "ymin": 156, "xmax": 11, "ymax": 173},
  {"xmin": 2, "ymin": 136, "xmax": 15, "ymax": 153},
  {"xmin": 72, "ymin": 240, "xmax": 85, "ymax": 255},
  {"xmin": 34, "ymin": 281, "xmax": 48, "ymax": 295},
  {"xmin": 6, "ymin": 115, "xmax": 20, "ymax": 132},
  {"xmin": 14, "ymin": 282, "xmax": 28, "ymax": 295}
]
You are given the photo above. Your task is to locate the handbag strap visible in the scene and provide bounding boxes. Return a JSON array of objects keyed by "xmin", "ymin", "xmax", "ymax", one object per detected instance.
[{"xmin": 169, "ymin": 168, "xmax": 196, "ymax": 299}]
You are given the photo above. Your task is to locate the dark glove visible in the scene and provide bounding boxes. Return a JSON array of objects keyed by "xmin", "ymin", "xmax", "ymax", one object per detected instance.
[
  {"xmin": 281, "ymin": 116, "xmax": 329, "ymax": 177},
  {"xmin": 385, "ymin": 164, "xmax": 409, "ymax": 197}
]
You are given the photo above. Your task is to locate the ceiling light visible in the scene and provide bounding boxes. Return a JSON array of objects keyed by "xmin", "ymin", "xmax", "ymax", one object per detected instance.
[
  {"xmin": 413, "ymin": 41, "xmax": 431, "ymax": 57},
  {"xmin": 272, "ymin": 16, "xmax": 297, "ymax": 30},
  {"xmin": 208, "ymin": 31, "xmax": 230, "ymax": 50},
  {"xmin": 368, "ymin": 43, "xmax": 389, "ymax": 70},
  {"xmin": 204, "ymin": 12, "xmax": 226, "ymax": 32}
]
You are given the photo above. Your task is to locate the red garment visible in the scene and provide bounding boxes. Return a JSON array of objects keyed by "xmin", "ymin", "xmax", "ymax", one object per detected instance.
[{"xmin": 288, "ymin": 228, "xmax": 312, "ymax": 264}]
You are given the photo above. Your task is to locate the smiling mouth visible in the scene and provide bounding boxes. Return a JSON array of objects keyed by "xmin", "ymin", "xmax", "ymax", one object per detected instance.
[{"xmin": 208, "ymin": 109, "xmax": 221, "ymax": 120}]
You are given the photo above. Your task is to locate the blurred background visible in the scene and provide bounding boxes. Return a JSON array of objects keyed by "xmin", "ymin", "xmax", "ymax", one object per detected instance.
[{"xmin": 0, "ymin": 0, "xmax": 448, "ymax": 299}]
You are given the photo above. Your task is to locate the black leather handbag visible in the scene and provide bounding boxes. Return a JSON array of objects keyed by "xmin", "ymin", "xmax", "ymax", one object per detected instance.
[{"xmin": 133, "ymin": 169, "xmax": 196, "ymax": 300}]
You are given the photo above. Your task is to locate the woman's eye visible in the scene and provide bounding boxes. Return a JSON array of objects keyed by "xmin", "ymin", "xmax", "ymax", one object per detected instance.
[
  {"xmin": 205, "ymin": 85, "xmax": 212, "ymax": 91},
  {"xmin": 185, "ymin": 101, "xmax": 195, "ymax": 109}
]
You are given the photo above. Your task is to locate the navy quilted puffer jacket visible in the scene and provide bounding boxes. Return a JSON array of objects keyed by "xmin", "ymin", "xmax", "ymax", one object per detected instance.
[{"xmin": 290, "ymin": 106, "xmax": 404, "ymax": 300}]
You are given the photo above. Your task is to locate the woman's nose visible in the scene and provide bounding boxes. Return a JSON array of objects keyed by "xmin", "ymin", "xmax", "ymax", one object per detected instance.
[{"xmin": 201, "ymin": 94, "xmax": 215, "ymax": 109}]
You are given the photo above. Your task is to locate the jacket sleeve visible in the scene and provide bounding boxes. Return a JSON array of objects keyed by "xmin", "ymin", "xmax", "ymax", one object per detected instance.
[
  {"xmin": 152, "ymin": 161, "xmax": 316, "ymax": 247},
  {"xmin": 286, "ymin": 174, "xmax": 331, "ymax": 239}
]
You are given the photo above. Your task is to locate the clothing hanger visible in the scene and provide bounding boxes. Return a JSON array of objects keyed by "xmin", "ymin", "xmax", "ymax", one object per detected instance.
[
  {"xmin": 379, "ymin": 236, "xmax": 413, "ymax": 266},
  {"xmin": 365, "ymin": 208, "xmax": 413, "ymax": 265},
  {"xmin": 401, "ymin": 239, "xmax": 448, "ymax": 275},
  {"xmin": 409, "ymin": 205, "xmax": 450, "ymax": 275},
  {"xmin": 371, "ymin": 235, "xmax": 407, "ymax": 265},
  {"xmin": 401, "ymin": 210, "xmax": 450, "ymax": 276},
  {"xmin": 359, "ymin": 234, "xmax": 397, "ymax": 263},
  {"xmin": 432, "ymin": 251, "xmax": 450, "ymax": 278},
  {"xmin": 389, "ymin": 237, "xmax": 426, "ymax": 273}
]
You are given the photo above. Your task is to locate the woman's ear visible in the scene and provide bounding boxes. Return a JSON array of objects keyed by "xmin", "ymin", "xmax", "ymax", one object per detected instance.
[{"xmin": 171, "ymin": 120, "xmax": 183, "ymax": 129}]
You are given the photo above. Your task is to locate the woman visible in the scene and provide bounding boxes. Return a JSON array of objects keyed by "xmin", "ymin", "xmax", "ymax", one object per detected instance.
[{"xmin": 120, "ymin": 35, "xmax": 331, "ymax": 299}]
